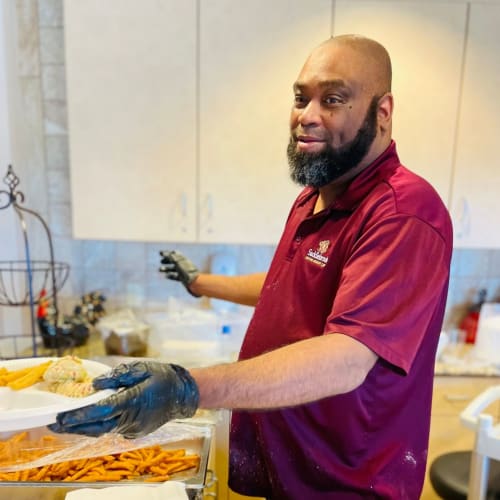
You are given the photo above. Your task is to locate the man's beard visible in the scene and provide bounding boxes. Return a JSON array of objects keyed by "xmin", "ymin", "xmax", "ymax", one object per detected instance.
[{"xmin": 287, "ymin": 97, "xmax": 379, "ymax": 188}]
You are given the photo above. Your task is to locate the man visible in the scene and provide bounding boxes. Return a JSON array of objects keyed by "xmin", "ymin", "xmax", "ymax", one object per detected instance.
[{"xmin": 52, "ymin": 35, "xmax": 452, "ymax": 499}]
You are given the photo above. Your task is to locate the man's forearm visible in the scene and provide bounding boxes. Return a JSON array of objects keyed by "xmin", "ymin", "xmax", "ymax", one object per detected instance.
[
  {"xmin": 190, "ymin": 333, "xmax": 378, "ymax": 410},
  {"xmin": 189, "ymin": 272, "xmax": 266, "ymax": 307}
]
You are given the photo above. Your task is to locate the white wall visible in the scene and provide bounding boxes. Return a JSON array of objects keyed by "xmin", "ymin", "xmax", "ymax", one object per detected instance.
[{"xmin": 0, "ymin": 0, "xmax": 24, "ymax": 338}]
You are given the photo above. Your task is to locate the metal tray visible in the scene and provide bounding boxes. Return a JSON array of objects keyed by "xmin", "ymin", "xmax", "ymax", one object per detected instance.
[{"xmin": 0, "ymin": 425, "xmax": 212, "ymax": 500}]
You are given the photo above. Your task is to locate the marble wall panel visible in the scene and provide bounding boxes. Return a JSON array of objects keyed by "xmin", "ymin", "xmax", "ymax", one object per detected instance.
[
  {"xmin": 47, "ymin": 167, "xmax": 69, "ymax": 203},
  {"xmin": 48, "ymin": 201, "xmax": 72, "ymax": 237},
  {"xmin": 38, "ymin": 0, "xmax": 63, "ymax": 27},
  {"xmin": 82, "ymin": 240, "xmax": 116, "ymax": 271},
  {"xmin": 39, "ymin": 27, "xmax": 64, "ymax": 64},
  {"xmin": 115, "ymin": 241, "xmax": 148, "ymax": 274},
  {"xmin": 15, "ymin": 0, "xmax": 40, "ymax": 76},
  {"xmin": 45, "ymin": 135, "xmax": 69, "ymax": 169},
  {"xmin": 41, "ymin": 64, "xmax": 65, "ymax": 100},
  {"xmin": 43, "ymin": 99, "xmax": 67, "ymax": 134}
]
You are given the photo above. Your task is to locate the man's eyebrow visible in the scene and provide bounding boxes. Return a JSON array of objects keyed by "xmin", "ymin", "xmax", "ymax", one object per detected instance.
[{"xmin": 293, "ymin": 79, "xmax": 351, "ymax": 92}]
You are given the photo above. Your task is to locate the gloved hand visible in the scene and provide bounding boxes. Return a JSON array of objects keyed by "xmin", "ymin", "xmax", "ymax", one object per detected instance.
[
  {"xmin": 159, "ymin": 250, "xmax": 200, "ymax": 297},
  {"xmin": 48, "ymin": 361, "xmax": 199, "ymax": 439}
]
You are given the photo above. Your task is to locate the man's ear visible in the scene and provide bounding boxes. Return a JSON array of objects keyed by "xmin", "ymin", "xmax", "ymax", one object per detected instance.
[{"xmin": 377, "ymin": 93, "xmax": 393, "ymax": 133}]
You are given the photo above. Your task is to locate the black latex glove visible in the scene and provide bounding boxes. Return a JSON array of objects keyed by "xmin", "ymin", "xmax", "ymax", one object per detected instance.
[
  {"xmin": 159, "ymin": 250, "xmax": 201, "ymax": 297},
  {"xmin": 48, "ymin": 361, "xmax": 199, "ymax": 439}
]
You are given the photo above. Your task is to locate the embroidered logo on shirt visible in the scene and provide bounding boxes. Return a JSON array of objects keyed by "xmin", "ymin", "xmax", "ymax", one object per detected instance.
[{"xmin": 305, "ymin": 240, "xmax": 330, "ymax": 267}]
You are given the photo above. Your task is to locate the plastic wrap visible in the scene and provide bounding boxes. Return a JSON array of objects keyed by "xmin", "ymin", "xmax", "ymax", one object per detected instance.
[{"xmin": 0, "ymin": 421, "xmax": 209, "ymax": 473}]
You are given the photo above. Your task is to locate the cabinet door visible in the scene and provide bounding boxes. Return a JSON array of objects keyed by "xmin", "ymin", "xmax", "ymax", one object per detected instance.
[
  {"xmin": 198, "ymin": 0, "xmax": 331, "ymax": 244},
  {"xmin": 333, "ymin": 1, "xmax": 467, "ymax": 206},
  {"xmin": 65, "ymin": 0, "xmax": 197, "ymax": 242},
  {"xmin": 451, "ymin": 4, "xmax": 500, "ymax": 248}
]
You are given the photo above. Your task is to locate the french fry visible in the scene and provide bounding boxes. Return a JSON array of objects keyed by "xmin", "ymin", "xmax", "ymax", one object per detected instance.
[
  {"xmin": 0, "ymin": 432, "xmax": 200, "ymax": 483},
  {"xmin": 7, "ymin": 361, "xmax": 53, "ymax": 390},
  {"xmin": 0, "ymin": 360, "xmax": 53, "ymax": 390},
  {"xmin": 1, "ymin": 366, "xmax": 33, "ymax": 382}
]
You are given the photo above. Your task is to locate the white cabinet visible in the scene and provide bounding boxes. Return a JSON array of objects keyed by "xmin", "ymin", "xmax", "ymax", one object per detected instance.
[
  {"xmin": 332, "ymin": 1, "xmax": 467, "ymax": 206},
  {"xmin": 450, "ymin": 3, "xmax": 500, "ymax": 248},
  {"xmin": 198, "ymin": 0, "xmax": 330, "ymax": 244},
  {"xmin": 65, "ymin": 0, "xmax": 198, "ymax": 242},
  {"xmin": 65, "ymin": 1, "xmax": 500, "ymax": 247},
  {"xmin": 65, "ymin": 0, "xmax": 330, "ymax": 245}
]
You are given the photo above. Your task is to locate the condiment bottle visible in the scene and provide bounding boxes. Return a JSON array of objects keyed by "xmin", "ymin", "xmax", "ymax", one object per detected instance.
[{"xmin": 459, "ymin": 288, "xmax": 487, "ymax": 344}]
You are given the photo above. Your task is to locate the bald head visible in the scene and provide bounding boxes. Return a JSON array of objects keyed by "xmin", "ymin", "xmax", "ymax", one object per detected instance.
[{"xmin": 316, "ymin": 35, "xmax": 392, "ymax": 96}]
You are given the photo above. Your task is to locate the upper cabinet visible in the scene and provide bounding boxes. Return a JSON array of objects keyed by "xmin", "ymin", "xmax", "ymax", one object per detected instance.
[
  {"xmin": 65, "ymin": 0, "xmax": 198, "ymax": 242},
  {"xmin": 65, "ymin": 0, "xmax": 500, "ymax": 247},
  {"xmin": 450, "ymin": 3, "xmax": 500, "ymax": 248},
  {"xmin": 332, "ymin": 1, "xmax": 467, "ymax": 206},
  {"xmin": 65, "ymin": 0, "xmax": 331, "ymax": 245}
]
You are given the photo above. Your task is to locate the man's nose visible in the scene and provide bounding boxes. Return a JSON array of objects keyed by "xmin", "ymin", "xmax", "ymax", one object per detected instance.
[{"xmin": 297, "ymin": 100, "xmax": 322, "ymax": 127}]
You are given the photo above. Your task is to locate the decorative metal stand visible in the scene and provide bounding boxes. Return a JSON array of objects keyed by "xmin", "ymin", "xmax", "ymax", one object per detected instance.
[{"xmin": 0, "ymin": 165, "xmax": 69, "ymax": 357}]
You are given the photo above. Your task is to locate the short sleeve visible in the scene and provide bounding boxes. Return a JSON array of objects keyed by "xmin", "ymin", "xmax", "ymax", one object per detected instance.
[{"xmin": 325, "ymin": 214, "xmax": 449, "ymax": 374}]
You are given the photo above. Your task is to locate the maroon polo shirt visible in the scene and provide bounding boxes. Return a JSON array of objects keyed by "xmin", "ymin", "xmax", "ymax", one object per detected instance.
[{"xmin": 229, "ymin": 141, "xmax": 453, "ymax": 499}]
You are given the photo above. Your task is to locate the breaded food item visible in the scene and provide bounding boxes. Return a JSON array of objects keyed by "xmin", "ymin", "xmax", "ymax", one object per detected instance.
[
  {"xmin": 42, "ymin": 356, "xmax": 96, "ymax": 398},
  {"xmin": 43, "ymin": 356, "xmax": 86, "ymax": 384},
  {"xmin": 47, "ymin": 379, "xmax": 95, "ymax": 397}
]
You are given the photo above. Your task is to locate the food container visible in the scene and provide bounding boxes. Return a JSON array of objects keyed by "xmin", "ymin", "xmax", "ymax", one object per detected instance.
[
  {"xmin": 473, "ymin": 302, "xmax": 500, "ymax": 365},
  {"xmin": 0, "ymin": 422, "xmax": 212, "ymax": 500},
  {"xmin": 96, "ymin": 310, "xmax": 150, "ymax": 357}
]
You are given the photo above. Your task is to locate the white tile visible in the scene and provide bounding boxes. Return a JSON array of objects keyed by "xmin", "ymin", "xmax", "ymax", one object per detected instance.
[
  {"xmin": 45, "ymin": 135, "xmax": 69, "ymax": 168},
  {"xmin": 456, "ymin": 249, "xmax": 491, "ymax": 278},
  {"xmin": 48, "ymin": 201, "xmax": 72, "ymax": 237},
  {"xmin": 43, "ymin": 100, "xmax": 67, "ymax": 134},
  {"xmin": 16, "ymin": 0, "xmax": 40, "ymax": 76},
  {"xmin": 115, "ymin": 241, "xmax": 147, "ymax": 272},
  {"xmin": 18, "ymin": 78, "xmax": 47, "ymax": 208},
  {"xmin": 57, "ymin": 265, "xmax": 84, "ymax": 301},
  {"xmin": 51, "ymin": 235, "xmax": 83, "ymax": 265},
  {"xmin": 37, "ymin": 0, "xmax": 63, "ymax": 27},
  {"xmin": 82, "ymin": 268, "xmax": 118, "ymax": 299},
  {"xmin": 47, "ymin": 168, "xmax": 69, "ymax": 203},
  {"xmin": 82, "ymin": 240, "xmax": 116, "ymax": 270},
  {"xmin": 39, "ymin": 28, "xmax": 64, "ymax": 64},
  {"xmin": 488, "ymin": 250, "xmax": 500, "ymax": 278},
  {"xmin": 41, "ymin": 64, "xmax": 66, "ymax": 100}
]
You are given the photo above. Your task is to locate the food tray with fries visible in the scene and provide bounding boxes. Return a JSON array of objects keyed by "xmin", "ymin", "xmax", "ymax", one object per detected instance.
[
  {"xmin": 0, "ymin": 356, "xmax": 213, "ymax": 498},
  {"xmin": 0, "ymin": 423, "xmax": 212, "ymax": 499}
]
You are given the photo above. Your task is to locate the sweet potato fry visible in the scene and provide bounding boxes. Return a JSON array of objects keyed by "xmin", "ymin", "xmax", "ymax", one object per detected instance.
[{"xmin": 0, "ymin": 432, "xmax": 200, "ymax": 483}]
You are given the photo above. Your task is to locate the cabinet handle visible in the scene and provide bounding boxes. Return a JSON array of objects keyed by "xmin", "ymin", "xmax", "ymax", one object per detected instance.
[
  {"xmin": 178, "ymin": 192, "xmax": 188, "ymax": 233},
  {"xmin": 201, "ymin": 193, "xmax": 214, "ymax": 234},
  {"xmin": 455, "ymin": 196, "xmax": 470, "ymax": 239}
]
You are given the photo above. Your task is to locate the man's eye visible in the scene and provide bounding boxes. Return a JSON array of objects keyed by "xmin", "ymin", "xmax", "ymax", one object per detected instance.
[
  {"xmin": 323, "ymin": 96, "xmax": 343, "ymax": 105},
  {"xmin": 294, "ymin": 94, "xmax": 307, "ymax": 107}
]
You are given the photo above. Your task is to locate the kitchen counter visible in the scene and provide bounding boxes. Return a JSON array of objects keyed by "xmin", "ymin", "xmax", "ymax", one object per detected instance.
[{"xmin": 435, "ymin": 343, "xmax": 500, "ymax": 377}]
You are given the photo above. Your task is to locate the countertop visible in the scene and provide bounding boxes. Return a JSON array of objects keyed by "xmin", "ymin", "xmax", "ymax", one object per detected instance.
[{"xmin": 435, "ymin": 343, "xmax": 500, "ymax": 377}]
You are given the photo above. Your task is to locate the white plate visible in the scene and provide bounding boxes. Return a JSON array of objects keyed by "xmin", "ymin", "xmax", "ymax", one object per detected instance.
[{"xmin": 0, "ymin": 357, "xmax": 114, "ymax": 432}]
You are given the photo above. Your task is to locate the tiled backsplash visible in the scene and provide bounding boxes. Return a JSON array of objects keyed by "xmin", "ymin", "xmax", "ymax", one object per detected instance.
[{"xmin": 3, "ymin": 0, "xmax": 500, "ymax": 334}]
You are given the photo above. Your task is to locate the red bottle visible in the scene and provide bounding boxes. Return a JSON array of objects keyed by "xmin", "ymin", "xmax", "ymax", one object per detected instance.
[{"xmin": 459, "ymin": 289, "xmax": 487, "ymax": 344}]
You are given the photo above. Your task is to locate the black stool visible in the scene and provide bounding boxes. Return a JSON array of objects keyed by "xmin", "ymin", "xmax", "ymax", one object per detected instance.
[{"xmin": 429, "ymin": 451, "xmax": 500, "ymax": 499}]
